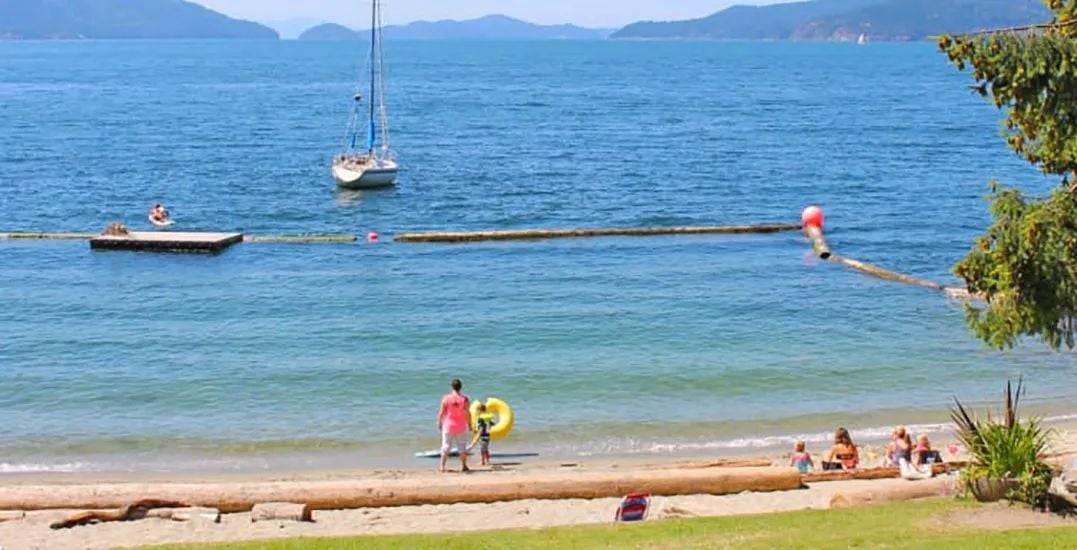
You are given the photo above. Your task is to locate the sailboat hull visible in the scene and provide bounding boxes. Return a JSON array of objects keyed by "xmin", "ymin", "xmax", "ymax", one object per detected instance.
[{"xmin": 333, "ymin": 158, "xmax": 399, "ymax": 189}]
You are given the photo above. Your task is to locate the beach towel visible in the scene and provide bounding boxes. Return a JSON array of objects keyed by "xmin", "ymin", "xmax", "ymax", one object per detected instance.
[{"xmin": 899, "ymin": 457, "xmax": 933, "ymax": 480}]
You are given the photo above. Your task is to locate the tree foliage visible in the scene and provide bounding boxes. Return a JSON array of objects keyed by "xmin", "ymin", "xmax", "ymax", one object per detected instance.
[{"xmin": 939, "ymin": 0, "xmax": 1077, "ymax": 350}]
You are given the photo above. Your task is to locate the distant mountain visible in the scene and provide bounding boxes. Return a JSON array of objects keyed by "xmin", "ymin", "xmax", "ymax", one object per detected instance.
[
  {"xmin": 613, "ymin": 0, "xmax": 881, "ymax": 41},
  {"xmin": 793, "ymin": 0, "xmax": 1051, "ymax": 41},
  {"xmin": 299, "ymin": 15, "xmax": 609, "ymax": 41},
  {"xmin": 612, "ymin": 0, "xmax": 1050, "ymax": 41},
  {"xmin": 0, "ymin": 0, "xmax": 278, "ymax": 40}
]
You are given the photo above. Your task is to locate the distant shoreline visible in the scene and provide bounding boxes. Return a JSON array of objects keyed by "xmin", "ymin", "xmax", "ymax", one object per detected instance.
[{"xmin": 0, "ymin": 36, "xmax": 942, "ymax": 43}]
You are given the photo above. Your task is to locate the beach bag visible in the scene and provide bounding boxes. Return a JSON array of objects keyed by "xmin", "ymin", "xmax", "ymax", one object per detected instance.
[{"xmin": 614, "ymin": 492, "xmax": 651, "ymax": 522}]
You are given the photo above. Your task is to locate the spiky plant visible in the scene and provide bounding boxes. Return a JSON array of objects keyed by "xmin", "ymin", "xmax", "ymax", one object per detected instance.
[{"xmin": 951, "ymin": 378, "xmax": 1054, "ymax": 506}]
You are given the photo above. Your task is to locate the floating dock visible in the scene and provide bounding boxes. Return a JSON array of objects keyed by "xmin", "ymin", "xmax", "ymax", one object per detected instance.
[{"xmin": 89, "ymin": 232, "xmax": 244, "ymax": 253}]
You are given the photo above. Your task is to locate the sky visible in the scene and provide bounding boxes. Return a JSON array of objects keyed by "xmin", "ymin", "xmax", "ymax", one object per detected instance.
[{"xmin": 196, "ymin": 0, "xmax": 780, "ymax": 29}]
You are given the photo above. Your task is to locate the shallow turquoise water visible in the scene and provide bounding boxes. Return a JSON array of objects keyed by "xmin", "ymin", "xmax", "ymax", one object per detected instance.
[{"xmin": 1, "ymin": 40, "xmax": 1074, "ymax": 473}]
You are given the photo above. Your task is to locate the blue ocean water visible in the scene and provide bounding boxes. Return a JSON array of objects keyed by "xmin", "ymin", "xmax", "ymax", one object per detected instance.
[{"xmin": 1, "ymin": 40, "xmax": 1075, "ymax": 473}]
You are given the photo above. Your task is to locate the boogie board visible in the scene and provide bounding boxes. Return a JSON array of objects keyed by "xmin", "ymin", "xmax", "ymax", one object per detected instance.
[{"xmin": 414, "ymin": 449, "xmax": 540, "ymax": 459}]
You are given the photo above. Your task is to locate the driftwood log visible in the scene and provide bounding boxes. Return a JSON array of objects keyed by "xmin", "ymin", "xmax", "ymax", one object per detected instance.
[
  {"xmin": 251, "ymin": 502, "xmax": 313, "ymax": 523},
  {"xmin": 395, "ymin": 224, "xmax": 802, "ymax": 243},
  {"xmin": 0, "ymin": 510, "xmax": 26, "ymax": 522},
  {"xmin": 662, "ymin": 459, "xmax": 773, "ymax": 470},
  {"xmin": 6, "ymin": 467, "xmax": 801, "ymax": 514},
  {"xmin": 803, "ymin": 463, "xmax": 958, "ymax": 484},
  {"xmin": 50, "ymin": 499, "xmax": 187, "ymax": 530},
  {"xmin": 828, "ymin": 477, "xmax": 954, "ymax": 509},
  {"xmin": 804, "ymin": 225, "xmax": 831, "ymax": 260},
  {"xmin": 146, "ymin": 507, "xmax": 221, "ymax": 523}
]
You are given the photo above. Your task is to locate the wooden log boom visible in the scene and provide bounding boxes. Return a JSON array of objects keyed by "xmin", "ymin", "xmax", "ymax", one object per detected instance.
[
  {"xmin": 396, "ymin": 224, "xmax": 802, "ymax": 243},
  {"xmin": 804, "ymin": 225, "xmax": 831, "ymax": 260}
]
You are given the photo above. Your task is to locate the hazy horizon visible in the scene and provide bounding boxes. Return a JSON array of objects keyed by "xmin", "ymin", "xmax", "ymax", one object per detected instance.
[{"xmin": 196, "ymin": 0, "xmax": 785, "ymax": 29}]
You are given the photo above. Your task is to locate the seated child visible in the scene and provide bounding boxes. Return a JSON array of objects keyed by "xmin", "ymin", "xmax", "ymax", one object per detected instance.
[
  {"xmin": 912, "ymin": 434, "xmax": 941, "ymax": 465},
  {"xmin": 789, "ymin": 440, "xmax": 814, "ymax": 474}
]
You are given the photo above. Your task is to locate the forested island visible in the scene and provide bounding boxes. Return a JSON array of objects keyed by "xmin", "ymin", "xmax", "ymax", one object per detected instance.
[
  {"xmin": 612, "ymin": 0, "xmax": 1050, "ymax": 41},
  {"xmin": 299, "ymin": 15, "xmax": 608, "ymax": 41},
  {"xmin": 0, "ymin": 0, "xmax": 277, "ymax": 40}
]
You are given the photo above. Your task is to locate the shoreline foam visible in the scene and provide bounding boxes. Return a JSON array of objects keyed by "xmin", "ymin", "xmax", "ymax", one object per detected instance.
[{"xmin": 4, "ymin": 414, "xmax": 1075, "ymax": 479}]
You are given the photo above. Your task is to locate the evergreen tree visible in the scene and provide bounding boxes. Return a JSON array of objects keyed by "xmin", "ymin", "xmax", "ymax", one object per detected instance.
[{"xmin": 939, "ymin": 1, "xmax": 1077, "ymax": 350}]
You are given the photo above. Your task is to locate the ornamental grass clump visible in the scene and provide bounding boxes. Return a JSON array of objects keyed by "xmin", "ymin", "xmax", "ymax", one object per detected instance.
[{"xmin": 950, "ymin": 378, "xmax": 1054, "ymax": 507}]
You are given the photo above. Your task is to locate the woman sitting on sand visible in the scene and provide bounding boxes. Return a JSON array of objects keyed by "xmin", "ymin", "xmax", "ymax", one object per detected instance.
[
  {"xmin": 886, "ymin": 425, "xmax": 913, "ymax": 467},
  {"xmin": 823, "ymin": 427, "xmax": 859, "ymax": 470}
]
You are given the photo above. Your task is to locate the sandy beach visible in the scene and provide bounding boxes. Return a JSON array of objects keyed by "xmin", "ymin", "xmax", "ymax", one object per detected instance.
[{"xmin": 0, "ymin": 425, "xmax": 1073, "ymax": 550}]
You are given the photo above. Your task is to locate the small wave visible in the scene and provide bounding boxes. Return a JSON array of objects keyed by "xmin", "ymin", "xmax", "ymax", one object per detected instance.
[
  {"xmin": 614, "ymin": 414, "xmax": 1077, "ymax": 456},
  {"xmin": 1046, "ymin": 413, "xmax": 1077, "ymax": 423},
  {"xmin": 579, "ymin": 421, "xmax": 956, "ymax": 456},
  {"xmin": 0, "ymin": 462, "xmax": 92, "ymax": 474}
]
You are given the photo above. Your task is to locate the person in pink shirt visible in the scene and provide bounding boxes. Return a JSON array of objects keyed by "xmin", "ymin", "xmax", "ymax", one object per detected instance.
[{"xmin": 438, "ymin": 378, "xmax": 473, "ymax": 473}]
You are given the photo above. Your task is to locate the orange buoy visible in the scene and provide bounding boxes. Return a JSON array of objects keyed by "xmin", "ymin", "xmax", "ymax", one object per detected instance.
[
  {"xmin": 801, "ymin": 206, "xmax": 824, "ymax": 229},
  {"xmin": 367, "ymin": 232, "xmax": 380, "ymax": 243}
]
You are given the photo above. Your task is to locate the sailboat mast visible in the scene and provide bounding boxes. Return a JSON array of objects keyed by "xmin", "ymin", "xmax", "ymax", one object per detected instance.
[{"xmin": 368, "ymin": 0, "xmax": 377, "ymax": 155}]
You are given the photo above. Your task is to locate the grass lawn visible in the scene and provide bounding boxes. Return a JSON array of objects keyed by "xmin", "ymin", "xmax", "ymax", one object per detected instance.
[{"xmin": 150, "ymin": 499, "xmax": 1077, "ymax": 550}]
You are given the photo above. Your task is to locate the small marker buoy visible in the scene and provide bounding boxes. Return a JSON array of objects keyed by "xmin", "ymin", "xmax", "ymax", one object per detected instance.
[
  {"xmin": 367, "ymin": 232, "xmax": 380, "ymax": 243},
  {"xmin": 801, "ymin": 206, "xmax": 824, "ymax": 229}
]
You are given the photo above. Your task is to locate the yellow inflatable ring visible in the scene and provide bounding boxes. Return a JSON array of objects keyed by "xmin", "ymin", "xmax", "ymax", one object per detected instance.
[{"xmin": 470, "ymin": 397, "xmax": 514, "ymax": 441}]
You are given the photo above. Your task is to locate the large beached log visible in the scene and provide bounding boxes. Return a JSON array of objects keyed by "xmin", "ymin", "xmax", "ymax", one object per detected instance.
[
  {"xmin": 828, "ymin": 477, "xmax": 955, "ymax": 509},
  {"xmin": 49, "ymin": 499, "xmax": 187, "ymax": 530},
  {"xmin": 828, "ymin": 255, "xmax": 943, "ymax": 290},
  {"xmin": 5, "ymin": 467, "xmax": 802, "ymax": 514},
  {"xmin": 251, "ymin": 502, "xmax": 313, "ymax": 522},
  {"xmin": 804, "ymin": 225, "xmax": 831, "ymax": 260},
  {"xmin": 395, "ymin": 224, "xmax": 802, "ymax": 243},
  {"xmin": 802, "ymin": 463, "xmax": 958, "ymax": 484}
]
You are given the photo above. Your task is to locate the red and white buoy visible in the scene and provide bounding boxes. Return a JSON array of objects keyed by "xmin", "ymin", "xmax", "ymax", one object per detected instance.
[
  {"xmin": 801, "ymin": 206, "xmax": 824, "ymax": 229},
  {"xmin": 367, "ymin": 232, "xmax": 380, "ymax": 243},
  {"xmin": 801, "ymin": 206, "xmax": 830, "ymax": 259}
]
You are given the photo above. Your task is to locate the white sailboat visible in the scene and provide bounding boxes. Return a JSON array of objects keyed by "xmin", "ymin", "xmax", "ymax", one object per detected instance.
[
  {"xmin": 333, "ymin": 0, "xmax": 398, "ymax": 189},
  {"xmin": 857, "ymin": 33, "xmax": 868, "ymax": 46}
]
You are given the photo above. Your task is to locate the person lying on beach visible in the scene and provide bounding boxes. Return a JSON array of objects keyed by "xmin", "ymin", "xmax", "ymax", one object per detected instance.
[
  {"xmin": 469, "ymin": 403, "xmax": 495, "ymax": 466},
  {"xmin": 789, "ymin": 440, "xmax": 814, "ymax": 473},
  {"xmin": 886, "ymin": 425, "xmax": 912, "ymax": 467},
  {"xmin": 822, "ymin": 427, "xmax": 859, "ymax": 470},
  {"xmin": 912, "ymin": 434, "xmax": 941, "ymax": 466}
]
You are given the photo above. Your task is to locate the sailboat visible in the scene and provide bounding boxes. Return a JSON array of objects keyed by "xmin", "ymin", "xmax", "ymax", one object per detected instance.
[
  {"xmin": 857, "ymin": 33, "xmax": 868, "ymax": 46},
  {"xmin": 332, "ymin": 0, "xmax": 398, "ymax": 189}
]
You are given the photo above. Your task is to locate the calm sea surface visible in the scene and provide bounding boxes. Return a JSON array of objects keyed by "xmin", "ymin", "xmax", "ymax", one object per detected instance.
[{"xmin": 1, "ymin": 40, "xmax": 1075, "ymax": 473}]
